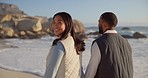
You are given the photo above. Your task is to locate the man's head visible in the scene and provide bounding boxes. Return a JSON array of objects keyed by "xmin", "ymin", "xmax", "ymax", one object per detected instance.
[{"xmin": 98, "ymin": 12, "xmax": 118, "ymax": 34}]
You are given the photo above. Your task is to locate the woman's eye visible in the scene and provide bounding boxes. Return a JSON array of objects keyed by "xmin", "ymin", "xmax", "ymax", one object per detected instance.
[
  {"xmin": 52, "ymin": 21, "xmax": 63, "ymax": 26},
  {"xmin": 57, "ymin": 22, "xmax": 62, "ymax": 25}
]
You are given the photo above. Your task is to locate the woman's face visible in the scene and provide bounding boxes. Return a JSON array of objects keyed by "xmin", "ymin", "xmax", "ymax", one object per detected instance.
[{"xmin": 52, "ymin": 15, "xmax": 66, "ymax": 37}]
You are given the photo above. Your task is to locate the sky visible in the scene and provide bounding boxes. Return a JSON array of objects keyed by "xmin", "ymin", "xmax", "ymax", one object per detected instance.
[{"xmin": 1, "ymin": 0, "xmax": 148, "ymax": 26}]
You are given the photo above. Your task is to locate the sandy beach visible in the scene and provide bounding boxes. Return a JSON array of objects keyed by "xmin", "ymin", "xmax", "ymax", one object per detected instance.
[{"xmin": 0, "ymin": 68, "xmax": 42, "ymax": 78}]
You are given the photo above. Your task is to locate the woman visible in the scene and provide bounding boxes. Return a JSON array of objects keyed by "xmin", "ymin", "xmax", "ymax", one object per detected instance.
[{"xmin": 43, "ymin": 12, "xmax": 85, "ymax": 78}]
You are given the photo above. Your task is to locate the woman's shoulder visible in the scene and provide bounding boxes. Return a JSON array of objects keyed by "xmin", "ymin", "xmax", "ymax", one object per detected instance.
[
  {"xmin": 55, "ymin": 42, "xmax": 65, "ymax": 50},
  {"xmin": 59, "ymin": 36, "xmax": 74, "ymax": 49},
  {"xmin": 60, "ymin": 36, "xmax": 74, "ymax": 44}
]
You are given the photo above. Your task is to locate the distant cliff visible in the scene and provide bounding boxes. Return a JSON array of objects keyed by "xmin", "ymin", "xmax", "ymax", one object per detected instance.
[{"xmin": 0, "ymin": 3, "xmax": 26, "ymax": 15}]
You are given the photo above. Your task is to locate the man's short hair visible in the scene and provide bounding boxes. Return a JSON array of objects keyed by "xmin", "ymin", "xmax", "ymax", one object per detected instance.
[{"xmin": 101, "ymin": 12, "xmax": 118, "ymax": 27}]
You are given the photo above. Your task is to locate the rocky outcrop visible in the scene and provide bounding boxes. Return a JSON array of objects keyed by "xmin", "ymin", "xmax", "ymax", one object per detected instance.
[
  {"xmin": 17, "ymin": 19, "xmax": 42, "ymax": 32},
  {"xmin": 0, "ymin": 27, "xmax": 14, "ymax": 38},
  {"xmin": 73, "ymin": 19, "xmax": 87, "ymax": 39},
  {"xmin": 121, "ymin": 27, "xmax": 130, "ymax": 30},
  {"xmin": 37, "ymin": 17, "xmax": 53, "ymax": 34},
  {"xmin": 133, "ymin": 32, "xmax": 147, "ymax": 38},
  {"xmin": 121, "ymin": 35, "xmax": 133, "ymax": 38},
  {"xmin": 0, "ymin": 14, "xmax": 12, "ymax": 22},
  {"xmin": 73, "ymin": 19, "xmax": 85, "ymax": 33},
  {"xmin": 0, "ymin": 14, "xmax": 52, "ymax": 39},
  {"xmin": 0, "ymin": 3, "xmax": 86, "ymax": 39},
  {"xmin": 0, "ymin": 3, "xmax": 26, "ymax": 15},
  {"xmin": 0, "ymin": 3, "xmax": 54, "ymax": 39}
]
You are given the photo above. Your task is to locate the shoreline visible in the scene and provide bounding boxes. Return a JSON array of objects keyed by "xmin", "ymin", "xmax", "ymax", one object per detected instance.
[{"xmin": 0, "ymin": 67, "xmax": 42, "ymax": 78}]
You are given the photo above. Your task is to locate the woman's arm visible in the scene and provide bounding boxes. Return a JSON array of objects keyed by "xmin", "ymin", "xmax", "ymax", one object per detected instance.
[{"xmin": 43, "ymin": 42, "xmax": 65, "ymax": 78}]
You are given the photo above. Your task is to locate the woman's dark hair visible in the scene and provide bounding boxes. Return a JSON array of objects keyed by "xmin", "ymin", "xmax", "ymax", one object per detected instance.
[
  {"xmin": 101, "ymin": 12, "xmax": 118, "ymax": 27},
  {"xmin": 52, "ymin": 12, "xmax": 85, "ymax": 54}
]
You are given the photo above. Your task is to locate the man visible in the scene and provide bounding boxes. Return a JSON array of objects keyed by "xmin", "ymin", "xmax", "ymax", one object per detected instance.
[{"xmin": 85, "ymin": 12, "xmax": 133, "ymax": 78}]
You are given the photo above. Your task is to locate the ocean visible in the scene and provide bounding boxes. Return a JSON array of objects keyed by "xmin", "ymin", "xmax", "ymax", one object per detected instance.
[{"xmin": 0, "ymin": 26, "xmax": 148, "ymax": 78}]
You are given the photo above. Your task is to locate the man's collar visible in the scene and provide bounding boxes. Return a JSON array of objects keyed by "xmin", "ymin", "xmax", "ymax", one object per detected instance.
[{"xmin": 104, "ymin": 30, "xmax": 117, "ymax": 34}]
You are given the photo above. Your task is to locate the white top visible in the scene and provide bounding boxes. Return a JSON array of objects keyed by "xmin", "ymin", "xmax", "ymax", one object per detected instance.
[
  {"xmin": 44, "ymin": 36, "xmax": 81, "ymax": 78},
  {"xmin": 85, "ymin": 30, "xmax": 117, "ymax": 78}
]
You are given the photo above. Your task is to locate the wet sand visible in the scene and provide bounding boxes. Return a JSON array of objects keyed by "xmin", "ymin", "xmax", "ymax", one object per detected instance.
[{"xmin": 0, "ymin": 68, "xmax": 42, "ymax": 78}]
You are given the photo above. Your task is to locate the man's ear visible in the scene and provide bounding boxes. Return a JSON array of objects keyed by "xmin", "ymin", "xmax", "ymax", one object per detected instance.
[{"xmin": 103, "ymin": 22, "xmax": 108, "ymax": 29}]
